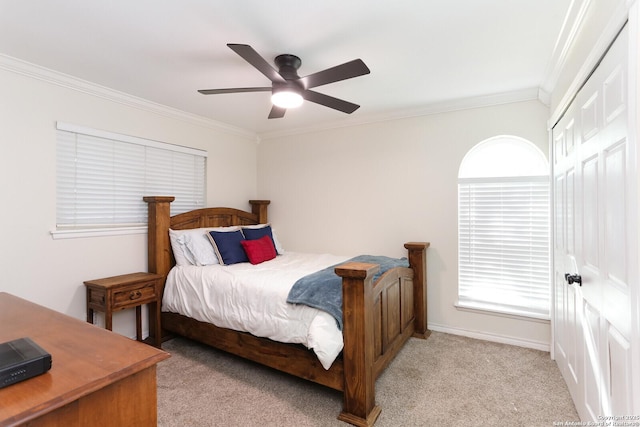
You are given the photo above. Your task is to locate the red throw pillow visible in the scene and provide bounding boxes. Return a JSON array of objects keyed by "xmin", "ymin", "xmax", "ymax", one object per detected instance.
[{"xmin": 240, "ymin": 235, "xmax": 277, "ymax": 265}]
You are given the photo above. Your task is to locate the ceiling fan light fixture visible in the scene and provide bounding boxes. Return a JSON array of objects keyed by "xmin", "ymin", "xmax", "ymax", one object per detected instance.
[{"xmin": 271, "ymin": 90, "xmax": 303, "ymax": 109}]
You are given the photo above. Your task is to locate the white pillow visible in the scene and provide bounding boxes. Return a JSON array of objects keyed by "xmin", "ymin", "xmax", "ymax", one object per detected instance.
[
  {"xmin": 169, "ymin": 227, "xmax": 240, "ymax": 266},
  {"xmin": 241, "ymin": 223, "xmax": 285, "ymax": 255},
  {"xmin": 169, "ymin": 228, "xmax": 194, "ymax": 266},
  {"xmin": 182, "ymin": 233, "xmax": 217, "ymax": 266}
]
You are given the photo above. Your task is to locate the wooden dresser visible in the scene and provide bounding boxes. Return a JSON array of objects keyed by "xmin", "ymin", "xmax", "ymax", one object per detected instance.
[{"xmin": 0, "ymin": 292, "xmax": 169, "ymax": 427}]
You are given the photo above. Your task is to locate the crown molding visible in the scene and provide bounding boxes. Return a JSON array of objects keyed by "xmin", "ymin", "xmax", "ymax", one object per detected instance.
[
  {"xmin": 258, "ymin": 88, "xmax": 541, "ymax": 141},
  {"xmin": 540, "ymin": 0, "xmax": 592, "ymax": 95},
  {"xmin": 0, "ymin": 53, "xmax": 257, "ymax": 141},
  {"xmin": 537, "ymin": 88, "xmax": 551, "ymax": 107},
  {"xmin": 0, "ymin": 53, "xmax": 551, "ymax": 144}
]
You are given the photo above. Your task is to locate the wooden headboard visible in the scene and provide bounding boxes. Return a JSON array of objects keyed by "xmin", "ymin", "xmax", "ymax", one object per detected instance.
[{"xmin": 143, "ymin": 196, "xmax": 270, "ymax": 279}]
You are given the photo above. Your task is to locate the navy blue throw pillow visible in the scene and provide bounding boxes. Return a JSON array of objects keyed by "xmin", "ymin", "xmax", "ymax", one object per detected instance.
[
  {"xmin": 207, "ymin": 230, "xmax": 248, "ymax": 265},
  {"xmin": 242, "ymin": 225, "xmax": 275, "ymax": 245}
]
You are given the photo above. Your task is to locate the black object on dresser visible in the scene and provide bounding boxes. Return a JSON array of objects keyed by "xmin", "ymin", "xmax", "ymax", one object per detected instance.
[{"xmin": 0, "ymin": 337, "xmax": 52, "ymax": 389}]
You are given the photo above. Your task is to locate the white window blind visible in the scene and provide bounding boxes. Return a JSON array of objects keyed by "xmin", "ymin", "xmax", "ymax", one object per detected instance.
[
  {"xmin": 458, "ymin": 176, "xmax": 550, "ymax": 318},
  {"xmin": 56, "ymin": 122, "xmax": 206, "ymax": 232}
]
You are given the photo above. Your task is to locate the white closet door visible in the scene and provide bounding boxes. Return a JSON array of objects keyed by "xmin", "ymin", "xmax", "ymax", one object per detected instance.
[{"xmin": 552, "ymin": 24, "xmax": 638, "ymax": 419}]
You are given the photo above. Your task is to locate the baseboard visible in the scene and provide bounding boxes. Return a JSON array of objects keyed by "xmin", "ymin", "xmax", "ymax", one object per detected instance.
[{"xmin": 428, "ymin": 322, "xmax": 551, "ymax": 353}]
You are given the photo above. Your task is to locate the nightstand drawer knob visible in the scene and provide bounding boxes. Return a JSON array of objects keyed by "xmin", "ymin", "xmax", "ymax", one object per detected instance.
[{"xmin": 129, "ymin": 290, "xmax": 142, "ymax": 300}]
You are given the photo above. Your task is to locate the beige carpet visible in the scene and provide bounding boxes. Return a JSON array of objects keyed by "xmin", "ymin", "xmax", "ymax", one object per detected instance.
[{"xmin": 157, "ymin": 332, "xmax": 579, "ymax": 426}]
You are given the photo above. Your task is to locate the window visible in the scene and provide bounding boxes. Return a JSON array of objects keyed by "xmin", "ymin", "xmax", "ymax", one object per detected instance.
[
  {"xmin": 54, "ymin": 122, "xmax": 206, "ymax": 238},
  {"xmin": 457, "ymin": 135, "xmax": 550, "ymax": 319}
]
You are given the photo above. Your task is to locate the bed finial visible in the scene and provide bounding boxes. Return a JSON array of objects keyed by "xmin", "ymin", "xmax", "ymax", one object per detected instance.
[
  {"xmin": 249, "ymin": 200, "xmax": 270, "ymax": 223},
  {"xmin": 144, "ymin": 196, "xmax": 175, "ymax": 277},
  {"xmin": 404, "ymin": 242, "xmax": 430, "ymax": 338}
]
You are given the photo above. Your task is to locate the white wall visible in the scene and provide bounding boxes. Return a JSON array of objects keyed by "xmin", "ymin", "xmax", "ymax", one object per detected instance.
[
  {"xmin": 0, "ymin": 59, "xmax": 552, "ymax": 349},
  {"xmin": 257, "ymin": 99, "xmax": 552, "ymax": 349},
  {"xmin": 0, "ymin": 64, "xmax": 258, "ymax": 338}
]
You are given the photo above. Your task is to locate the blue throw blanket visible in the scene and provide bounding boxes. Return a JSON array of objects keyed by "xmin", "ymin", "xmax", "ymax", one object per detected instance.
[{"xmin": 286, "ymin": 255, "xmax": 409, "ymax": 330}]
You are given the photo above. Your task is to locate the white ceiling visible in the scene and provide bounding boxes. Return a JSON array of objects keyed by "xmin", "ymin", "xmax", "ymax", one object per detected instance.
[{"xmin": 0, "ymin": 1, "xmax": 572, "ymax": 137}]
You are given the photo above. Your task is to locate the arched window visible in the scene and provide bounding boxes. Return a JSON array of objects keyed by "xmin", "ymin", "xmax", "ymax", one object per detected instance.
[{"xmin": 458, "ymin": 135, "xmax": 550, "ymax": 319}]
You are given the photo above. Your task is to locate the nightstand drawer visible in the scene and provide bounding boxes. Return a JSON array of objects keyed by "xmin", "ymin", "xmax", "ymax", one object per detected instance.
[{"xmin": 112, "ymin": 283, "xmax": 158, "ymax": 309}]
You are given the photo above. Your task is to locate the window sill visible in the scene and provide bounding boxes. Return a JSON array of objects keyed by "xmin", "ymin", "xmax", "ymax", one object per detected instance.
[
  {"xmin": 51, "ymin": 226, "xmax": 147, "ymax": 240},
  {"xmin": 455, "ymin": 301, "xmax": 550, "ymax": 323}
]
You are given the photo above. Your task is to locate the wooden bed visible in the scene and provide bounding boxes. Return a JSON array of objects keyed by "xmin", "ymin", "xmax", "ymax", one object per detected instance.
[{"xmin": 144, "ymin": 196, "xmax": 430, "ymax": 426}]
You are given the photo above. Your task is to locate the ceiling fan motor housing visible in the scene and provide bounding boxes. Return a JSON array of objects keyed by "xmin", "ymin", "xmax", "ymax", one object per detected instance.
[
  {"xmin": 273, "ymin": 54, "xmax": 305, "ymax": 95},
  {"xmin": 274, "ymin": 54, "xmax": 302, "ymax": 80}
]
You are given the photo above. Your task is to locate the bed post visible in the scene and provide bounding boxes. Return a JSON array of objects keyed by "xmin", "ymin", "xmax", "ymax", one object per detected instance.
[
  {"xmin": 249, "ymin": 200, "xmax": 270, "ymax": 223},
  {"xmin": 143, "ymin": 196, "xmax": 175, "ymax": 278},
  {"xmin": 404, "ymin": 242, "xmax": 430, "ymax": 339},
  {"xmin": 335, "ymin": 262, "xmax": 381, "ymax": 427}
]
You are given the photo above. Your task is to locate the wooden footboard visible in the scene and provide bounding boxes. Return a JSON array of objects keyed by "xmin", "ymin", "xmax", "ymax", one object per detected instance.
[
  {"xmin": 336, "ymin": 242, "xmax": 429, "ymax": 426},
  {"xmin": 143, "ymin": 196, "xmax": 429, "ymax": 426}
]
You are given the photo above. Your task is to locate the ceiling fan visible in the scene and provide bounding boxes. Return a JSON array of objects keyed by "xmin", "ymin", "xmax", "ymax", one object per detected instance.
[{"xmin": 198, "ymin": 44, "xmax": 370, "ymax": 119}]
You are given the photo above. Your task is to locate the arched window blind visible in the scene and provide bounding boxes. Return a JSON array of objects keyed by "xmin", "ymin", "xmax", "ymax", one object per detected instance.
[
  {"xmin": 55, "ymin": 122, "xmax": 206, "ymax": 234},
  {"xmin": 458, "ymin": 136, "xmax": 550, "ymax": 319}
]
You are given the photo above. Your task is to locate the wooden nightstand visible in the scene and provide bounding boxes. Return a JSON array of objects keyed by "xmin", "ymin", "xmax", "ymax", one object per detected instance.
[{"xmin": 84, "ymin": 272, "xmax": 163, "ymax": 348}]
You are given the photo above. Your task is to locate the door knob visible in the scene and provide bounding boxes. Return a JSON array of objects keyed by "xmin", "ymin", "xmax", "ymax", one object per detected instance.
[{"xmin": 564, "ymin": 273, "xmax": 582, "ymax": 286}]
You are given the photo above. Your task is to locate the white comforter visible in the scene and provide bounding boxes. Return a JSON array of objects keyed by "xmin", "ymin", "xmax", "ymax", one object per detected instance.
[{"xmin": 162, "ymin": 252, "xmax": 350, "ymax": 369}]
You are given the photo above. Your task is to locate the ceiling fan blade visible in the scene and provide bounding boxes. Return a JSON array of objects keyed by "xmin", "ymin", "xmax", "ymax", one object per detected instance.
[
  {"xmin": 268, "ymin": 105, "xmax": 286, "ymax": 119},
  {"xmin": 302, "ymin": 90, "xmax": 360, "ymax": 114},
  {"xmin": 227, "ymin": 44, "xmax": 286, "ymax": 83},
  {"xmin": 300, "ymin": 59, "xmax": 370, "ymax": 89},
  {"xmin": 198, "ymin": 87, "xmax": 271, "ymax": 95}
]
